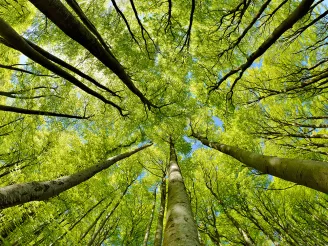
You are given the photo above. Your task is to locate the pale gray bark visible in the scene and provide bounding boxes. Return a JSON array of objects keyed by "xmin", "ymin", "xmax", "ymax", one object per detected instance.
[
  {"xmin": 143, "ymin": 187, "xmax": 157, "ymax": 246},
  {"xmin": 163, "ymin": 139, "xmax": 200, "ymax": 246},
  {"xmin": 192, "ymin": 132, "xmax": 328, "ymax": 194},
  {"xmin": 0, "ymin": 143, "xmax": 152, "ymax": 209},
  {"xmin": 154, "ymin": 176, "xmax": 166, "ymax": 246}
]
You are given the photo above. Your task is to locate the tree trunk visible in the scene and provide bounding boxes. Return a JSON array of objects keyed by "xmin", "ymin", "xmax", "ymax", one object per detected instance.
[
  {"xmin": 0, "ymin": 17, "xmax": 124, "ymax": 115},
  {"xmin": 24, "ymin": 38, "xmax": 119, "ymax": 97},
  {"xmin": 0, "ymin": 143, "xmax": 152, "ymax": 208},
  {"xmin": 143, "ymin": 187, "xmax": 157, "ymax": 246},
  {"xmin": 192, "ymin": 132, "xmax": 328, "ymax": 193},
  {"xmin": 28, "ymin": 0, "xmax": 154, "ymax": 108},
  {"xmin": 51, "ymin": 196, "xmax": 108, "ymax": 244},
  {"xmin": 87, "ymin": 181, "xmax": 132, "ymax": 246},
  {"xmin": 154, "ymin": 175, "xmax": 166, "ymax": 246},
  {"xmin": 0, "ymin": 105, "xmax": 89, "ymax": 119},
  {"xmin": 223, "ymin": 208, "xmax": 254, "ymax": 246},
  {"xmin": 211, "ymin": 0, "xmax": 314, "ymax": 91},
  {"xmin": 163, "ymin": 139, "xmax": 200, "ymax": 246}
]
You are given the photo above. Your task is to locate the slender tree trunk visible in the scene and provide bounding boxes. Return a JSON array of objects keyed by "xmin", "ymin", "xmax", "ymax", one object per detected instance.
[
  {"xmin": 28, "ymin": 0, "xmax": 154, "ymax": 108},
  {"xmin": 163, "ymin": 139, "xmax": 200, "ymax": 246},
  {"xmin": 87, "ymin": 181, "xmax": 132, "ymax": 246},
  {"xmin": 24, "ymin": 38, "xmax": 119, "ymax": 97},
  {"xmin": 0, "ymin": 105, "xmax": 88, "ymax": 119},
  {"xmin": 143, "ymin": 187, "xmax": 157, "ymax": 246},
  {"xmin": 223, "ymin": 208, "xmax": 254, "ymax": 246},
  {"xmin": 0, "ymin": 17, "xmax": 124, "ymax": 115},
  {"xmin": 0, "ymin": 143, "xmax": 152, "ymax": 208},
  {"xmin": 154, "ymin": 175, "xmax": 166, "ymax": 246},
  {"xmin": 51, "ymin": 196, "xmax": 108, "ymax": 244},
  {"xmin": 211, "ymin": 0, "xmax": 314, "ymax": 91},
  {"xmin": 192, "ymin": 132, "xmax": 328, "ymax": 193},
  {"xmin": 80, "ymin": 201, "xmax": 113, "ymax": 242},
  {"xmin": 64, "ymin": 0, "xmax": 115, "ymax": 59}
]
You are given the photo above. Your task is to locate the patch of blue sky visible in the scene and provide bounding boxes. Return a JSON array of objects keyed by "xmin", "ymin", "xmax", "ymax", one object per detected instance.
[
  {"xmin": 5, "ymin": 97, "xmax": 15, "ymax": 105},
  {"xmin": 9, "ymin": 74, "xmax": 19, "ymax": 85},
  {"xmin": 186, "ymin": 91, "xmax": 196, "ymax": 98},
  {"xmin": 8, "ymin": 55, "xmax": 29, "ymax": 86},
  {"xmin": 217, "ymin": 71, "xmax": 223, "ymax": 79},
  {"xmin": 265, "ymin": 175, "xmax": 273, "ymax": 189},
  {"xmin": 154, "ymin": 55, "xmax": 160, "ymax": 66},
  {"xmin": 185, "ymin": 71, "xmax": 193, "ymax": 81},
  {"xmin": 19, "ymin": 54, "xmax": 28, "ymax": 64},
  {"xmin": 183, "ymin": 136, "xmax": 209, "ymax": 153},
  {"xmin": 301, "ymin": 55, "xmax": 309, "ymax": 66},
  {"xmin": 212, "ymin": 116, "xmax": 224, "ymax": 131},
  {"xmin": 318, "ymin": 0, "xmax": 328, "ymax": 14},
  {"xmin": 138, "ymin": 140, "xmax": 151, "ymax": 147},
  {"xmin": 260, "ymin": 140, "xmax": 265, "ymax": 149},
  {"xmin": 137, "ymin": 170, "xmax": 147, "ymax": 181},
  {"xmin": 251, "ymin": 58, "xmax": 263, "ymax": 68},
  {"xmin": 148, "ymin": 183, "xmax": 158, "ymax": 192},
  {"xmin": 76, "ymin": 92, "xmax": 82, "ymax": 99},
  {"xmin": 107, "ymin": 0, "xmax": 113, "ymax": 8}
]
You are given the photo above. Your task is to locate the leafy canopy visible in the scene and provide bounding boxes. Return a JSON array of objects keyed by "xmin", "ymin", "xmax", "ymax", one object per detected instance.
[{"xmin": 0, "ymin": 0, "xmax": 327, "ymax": 245}]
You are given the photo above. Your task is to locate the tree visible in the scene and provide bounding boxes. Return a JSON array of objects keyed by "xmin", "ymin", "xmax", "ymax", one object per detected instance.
[
  {"xmin": 0, "ymin": 0, "xmax": 327, "ymax": 245},
  {"xmin": 163, "ymin": 138, "xmax": 199, "ymax": 245}
]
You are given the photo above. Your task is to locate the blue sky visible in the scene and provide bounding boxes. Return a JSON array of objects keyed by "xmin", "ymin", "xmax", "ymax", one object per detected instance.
[{"xmin": 184, "ymin": 116, "xmax": 224, "ymax": 153}]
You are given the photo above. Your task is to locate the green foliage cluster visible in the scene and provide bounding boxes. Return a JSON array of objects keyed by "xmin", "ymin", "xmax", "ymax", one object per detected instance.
[{"xmin": 0, "ymin": 0, "xmax": 327, "ymax": 245}]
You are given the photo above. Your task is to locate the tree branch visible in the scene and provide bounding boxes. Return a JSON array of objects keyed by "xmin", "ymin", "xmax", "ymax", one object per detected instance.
[{"xmin": 0, "ymin": 105, "xmax": 91, "ymax": 119}]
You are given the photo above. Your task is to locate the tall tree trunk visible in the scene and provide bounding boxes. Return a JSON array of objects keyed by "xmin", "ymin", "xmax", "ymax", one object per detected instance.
[
  {"xmin": 51, "ymin": 196, "xmax": 108, "ymax": 244},
  {"xmin": 0, "ymin": 143, "xmax": 152, "ymax": 208},
  {"xmin": 163, "ymin": 139, "xmax": 200, "ymax": 246},
  {"xmin": 0, "ymin": 18, "xmax": 124, "ymax": 115},
  {"xmin": 154, "ymin": 175, "xmax": 166, "ymax": 246},
  {"xmin": 24, "ymin": 38, "xmax": 119, "ymax": 97},
  {"xmin": 143, "ymin": 187, "xmax": 157, "ymax": 246},
  {"xmin": 0, "ymin": 105, "xmax": 89, "ymax": 119},
  {"xmin": 28, "ymin": 0, "xmax": 155, "ymax": 109},
  {"xmin": 192, "ymin": 132, "xmax": 328, "ymax": 193},
  {"xmin": 87, "ymin": 180, "xmax": 133, "ymax": 246},
  {"xmin": 223, "ymin": 208, "xmax": 254, "ymax": 246},
  {"xmin": 79, "ymin": 200, "xmax": 114, "ymax": 242}
]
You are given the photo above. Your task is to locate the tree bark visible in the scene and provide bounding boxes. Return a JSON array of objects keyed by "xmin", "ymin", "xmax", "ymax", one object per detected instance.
[
  {"xmin": 154, "ymin": 176, "xmax": 166, "ymax": 246},
  {"xmin": 25, "ymin": 39, "xmax": 120, "ymax": 97},
  {"xmin": 211, "ymin": 0, "xmax": 315, "ymax": 91},
  {"xmin": 163, "ymin": 139, "xmax": 200, "ymax": 246},
  {"xmin": 28, "ymin": 0, "xmax": 155, "ymax": 109},
  {"xmin": 223, "ymin": 208, "xmax": 254, "ymax": 246},
  {"xmin": 51, "ymin": 196, "xmax": 108, "ymax": 244},
  {"xmin": 143, "ymin": 187, "xmax": 157, "ymax": 246},
  {"xmin": 0, "ymin": 17, "xmax": 124, "ymax": 115},
  {"xmin": 0, "ymin": 105, "xmax": 88, "ymax": 119},
  {"xmin": 64, "ymin": 0, "xmax": 116, "ymax": 59},
  {"xmin": 192, "ymin": 132, "xmax": 328, "ymax": 194},
  {"xmin": 87, "ymin": 181, "xmax": 132, "ymax": 246},
  {"xmin": 0, "ymin": 143, "xmax": 152, "ymax": 209}
]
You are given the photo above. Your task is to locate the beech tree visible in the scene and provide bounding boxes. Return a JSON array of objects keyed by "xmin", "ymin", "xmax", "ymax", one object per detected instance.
[{"xmin": 0, "ymin": 0, "xmax": 327, "ymax": 245}]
